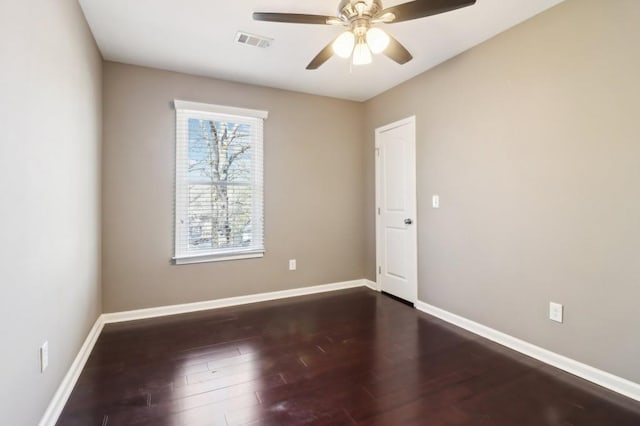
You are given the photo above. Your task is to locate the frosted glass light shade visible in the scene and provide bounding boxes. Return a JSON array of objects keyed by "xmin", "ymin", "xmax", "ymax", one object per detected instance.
[
  {"xmin": 333, "ymin": 31, "xmax": 355, "ymax": 58},
  {"xmin": 366, "ymin": 27, "xmax": 390, "ymax": 54},
  {"xmin": 352, "ymin": 41, "xmax": 372, "ymax": 65}
]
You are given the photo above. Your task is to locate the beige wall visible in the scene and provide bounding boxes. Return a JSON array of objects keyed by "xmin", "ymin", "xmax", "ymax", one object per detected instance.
[
  {"xmin": 102, "ymin": 62, "xmax": 365, "ymax": 312},
  {"xmin": 365, "ymin": 0, "xmax": 640, "ymax": 383},
  {"xmin": 0, "ymin": 0, "xmax": 102, "ymax": 424}
]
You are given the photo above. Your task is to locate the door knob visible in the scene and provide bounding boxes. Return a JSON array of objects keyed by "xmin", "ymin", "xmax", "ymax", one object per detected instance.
[{"xmin": 404, "ymin": 218, "xmax": 413, "ymax": 225}]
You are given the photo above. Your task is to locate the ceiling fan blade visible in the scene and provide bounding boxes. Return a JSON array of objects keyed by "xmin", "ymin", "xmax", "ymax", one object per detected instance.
[
  {"xmin": 253, "ymin": 12, "xmax": 334, "ymax": 25},
  {"xmin": 306, "ymin": 41, "xmax": 336, "ymax": 70},
  {"xmin": 382, "ymin": 0, "xmax": 476, "ymax": 23},
  {"xmin": 384, "ymin": 35, "xmax": 413, "ymax": 65}
]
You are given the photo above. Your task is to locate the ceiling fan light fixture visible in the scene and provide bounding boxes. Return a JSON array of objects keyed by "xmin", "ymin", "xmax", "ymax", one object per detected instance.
[
  {"xmin": 333, "ymin": 31, "xmax": 355, "ymax": 58},
  {"xmin": 254, "ymin": 0, "xmax": 479, "ymax": 70},
  {"xmin": 352, "ymin": 40, "xmax": 372, "ymax": 65},
  {"xmin": 366, "ymin": 27, "xmax": 390, "ymax": 54}
]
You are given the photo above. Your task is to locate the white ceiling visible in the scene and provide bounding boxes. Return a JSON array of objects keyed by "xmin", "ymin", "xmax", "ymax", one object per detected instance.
[{"xmin": 79, "ymin": 0, "xmax": 564, "ymax": 101}]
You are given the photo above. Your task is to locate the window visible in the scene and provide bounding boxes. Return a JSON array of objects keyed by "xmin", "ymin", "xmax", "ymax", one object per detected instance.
[{"xmin": 174, "ymin": 100, "xmax": 268, "ymax": 264}]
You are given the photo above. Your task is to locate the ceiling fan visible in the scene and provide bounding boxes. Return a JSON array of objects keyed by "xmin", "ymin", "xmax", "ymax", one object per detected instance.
[{"xmin": 253, "ymin": 0, "xmax": 477, "ymax": 70}]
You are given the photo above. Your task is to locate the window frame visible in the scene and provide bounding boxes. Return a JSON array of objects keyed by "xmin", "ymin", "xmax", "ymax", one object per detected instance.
[{"xmin": 173, "ymin": 100, "xmax": 268, "ymax": 265}]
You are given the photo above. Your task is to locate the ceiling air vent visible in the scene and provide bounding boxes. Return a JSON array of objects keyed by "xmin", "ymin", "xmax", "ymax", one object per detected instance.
[{"xmin": 235, "ymin": 31, "xmax": 272, "ymax": 48}]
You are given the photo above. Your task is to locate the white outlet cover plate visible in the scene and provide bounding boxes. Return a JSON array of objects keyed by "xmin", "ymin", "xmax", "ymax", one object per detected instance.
[
  {"xmin": 549, "ymin": 302, "xmax": 563, "ymax": 323},
  {"xmin": 432, "ymin": 195, "xmax": 440, "ymax": 209},
  {"xmin": 289, "ymin": 259, "xmax": 296, "ymax": 271}
]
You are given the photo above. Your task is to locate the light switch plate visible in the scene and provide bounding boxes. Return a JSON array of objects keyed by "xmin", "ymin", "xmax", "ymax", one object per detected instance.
[
  {"xmin": 40, "ymin": 341, "xmax": 49, "ymax": 372},
  {"xmin": 289, "ymin": 259, "xmax": 296, "ymax": 271}
]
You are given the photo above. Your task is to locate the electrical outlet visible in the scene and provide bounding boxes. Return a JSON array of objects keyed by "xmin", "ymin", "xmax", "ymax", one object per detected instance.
[
  {"xmin": 289, "ymin": 259, "xmax": 296, "ymax": 271},
  {"xmin": 432, "ymin": 195, "xmax": 440, "ymax": 209},
  {"xmin": 549, "ymin": 302, "xmax": 563, "ymax": 323},
  {"xmin": 40, "ymin": 341, "xmax": 49, "ymax": 372}
]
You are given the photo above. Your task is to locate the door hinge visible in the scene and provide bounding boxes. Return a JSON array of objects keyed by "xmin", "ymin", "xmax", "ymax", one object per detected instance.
[
  {"xmin": 375, "ymin": 148, "xmax": 380, "ymax": 156},
  {"xmin": 377, "ymin": 207, "xmax": 381, "ymax": 215},
  {"xmin": 378, "ymin": 266, "xmax": 382, "ymax": 274}
]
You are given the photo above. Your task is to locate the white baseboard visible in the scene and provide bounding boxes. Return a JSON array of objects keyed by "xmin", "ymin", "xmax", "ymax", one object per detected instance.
[
  {"xmin": 415, "ymin": 301, "xmax": 640, "ymax": 402},
  {"xmin": 38, "ymin": 316, "xmax": 105, "ymax": 426},
  {"xmin": 39, "ymin": 279, "xmax": 373, "ymax": 425},
  {"xmin": 364, "ymin": 279, "xmax": 378, "ymax": 291},
  {"xmin": 102, "ymin": 279, "xmax": 370, "ymax": 323}
]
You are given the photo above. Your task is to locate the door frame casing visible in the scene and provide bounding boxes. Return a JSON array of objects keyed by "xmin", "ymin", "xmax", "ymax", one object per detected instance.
[{"xmin": 374, "ymin": 116, "xmax": 418, "ymax": 302}]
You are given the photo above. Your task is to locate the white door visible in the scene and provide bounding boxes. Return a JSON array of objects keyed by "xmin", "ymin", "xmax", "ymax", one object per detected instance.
[{"xmin": 375, "ymin": 116, "xmax": 417, "ymax": 304}]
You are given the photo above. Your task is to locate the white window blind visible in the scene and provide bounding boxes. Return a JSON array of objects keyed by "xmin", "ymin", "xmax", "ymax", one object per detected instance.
[{"xmin": 174, "ymin": 100, "xmax": 268, "ymax": 264}]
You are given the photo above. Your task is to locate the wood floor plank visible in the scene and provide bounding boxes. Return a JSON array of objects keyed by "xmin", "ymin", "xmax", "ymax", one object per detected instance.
[{"xmin": 57, "ymin": 288, "xmax": 640, "ymax": 425}]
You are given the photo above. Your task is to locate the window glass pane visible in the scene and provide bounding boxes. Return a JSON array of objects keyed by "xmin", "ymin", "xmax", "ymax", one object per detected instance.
[
  {"xmin": 185, "ymin": 118, "xmax": 255, "ymax": 251},
  {"xmin": 187, "ymin": 183, "xmax": 253, "ymax": 250},
  {"xmin": 174, "ymin": 102, "xmax": 265, "ymax": 262}
]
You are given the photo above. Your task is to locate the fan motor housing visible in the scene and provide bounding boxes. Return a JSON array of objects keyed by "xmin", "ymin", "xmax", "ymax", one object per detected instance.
[{"xmin": 338, "ymin": 0, "xmax": 383, "ymax": 21}]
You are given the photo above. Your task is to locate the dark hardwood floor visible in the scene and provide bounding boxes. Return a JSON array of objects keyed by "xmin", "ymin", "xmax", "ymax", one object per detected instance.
[{"xmin": 57, "ymin": 288, "xmax": 640, "ymax": 425}]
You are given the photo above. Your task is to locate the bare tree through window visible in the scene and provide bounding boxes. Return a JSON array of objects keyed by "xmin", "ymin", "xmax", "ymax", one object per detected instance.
[
  {"xmin": 187, "ymin": 118, "xmax": 254, "ymax": 251},
  {"xmin": 174, "ymin": 102, "xmax": 265, "ymax": 263}
]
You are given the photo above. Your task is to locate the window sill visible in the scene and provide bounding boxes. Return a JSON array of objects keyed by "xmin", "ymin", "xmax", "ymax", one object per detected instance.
[{"xmin": 173, "ymin": 250, "xmax": 264, "ymax": 265}]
